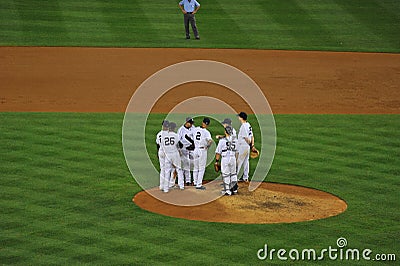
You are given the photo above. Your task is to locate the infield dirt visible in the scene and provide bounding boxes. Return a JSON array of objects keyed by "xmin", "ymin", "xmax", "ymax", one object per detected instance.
[
  {"xmin": 1, "ymin": 47, "xmax": 399, "ymax": 114},
  {"xmin": 1, "ymin": 47, "xmax": 399, "ymax": 223}
]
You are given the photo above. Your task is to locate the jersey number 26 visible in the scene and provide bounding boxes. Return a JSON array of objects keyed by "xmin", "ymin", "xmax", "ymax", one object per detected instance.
[{"xmin": 164, "ymin": 137, "xmax": 175, "ymax": 146}]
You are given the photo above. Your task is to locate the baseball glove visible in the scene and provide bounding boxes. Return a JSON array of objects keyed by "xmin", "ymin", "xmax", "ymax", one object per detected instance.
[
  {"xmin": 214, "ymin": 162, "xmax": 221, "ymax": 172},
  {"xmin": 250, "ymin": 147, "xmax": 260, "ymax": 159}
]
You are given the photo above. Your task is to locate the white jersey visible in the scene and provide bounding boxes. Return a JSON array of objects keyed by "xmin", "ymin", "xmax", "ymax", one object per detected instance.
[
  {"xmin": 238, "ymin": 122, "xmax": 253, "ymax": 145},
  {"xmin": 216, "ymin": 136, "xmax": 238, "ymax": 158},
  {"xmin": 156, "ymin": 130, "xmax": 166, "ymax": 146},
  {"xmin": 177, "ymin": 125, "xmax": 195, "ymax": 148},
  {"xmin": 231, "ymin": 127, "xmax": 237, "ymax": 137},
  {"xmin": 193, "ymin": 126, "xmax": 212, "ymax": 148},
  {"xmin": 160, "ymin": 131, "xmax": 180, "ymax": 154}
]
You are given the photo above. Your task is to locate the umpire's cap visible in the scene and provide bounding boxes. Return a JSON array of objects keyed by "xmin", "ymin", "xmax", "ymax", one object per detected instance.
[
  {"xmin": 225, "ymin": 125, "xmax": 233, "ymax": 135},
  {"xmin": 203, "ymin": 117, "xmax": 210, "ymax": 125},
  {"xmin": 162, "ymin": 120, "xmax": 169, "ymax": 127},
  {"xmin": 221, "ymin": 118, "xmax": 232, "ymax": 125},
  {"xmin": 169, "ymin": 122, "xmax": 177, "ymax": 131},
  {"xmin": 185, "ymin": 117, "xmax": 194, "ymax": 124},
  {"xmin": 237, "ymin": 112, "xmax": 247, "ymax": 120}
]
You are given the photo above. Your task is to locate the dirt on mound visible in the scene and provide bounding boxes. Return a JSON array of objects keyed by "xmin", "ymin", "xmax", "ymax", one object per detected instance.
[{"xmin": 133, "ymin": 182, "xmax": 347, "ymax": 224}]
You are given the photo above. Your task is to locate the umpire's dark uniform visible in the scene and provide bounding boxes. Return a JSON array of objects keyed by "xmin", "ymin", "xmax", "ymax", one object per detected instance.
[{"xmin": 179, "ymin": 0, "xmax": 200, "ymax": 40}]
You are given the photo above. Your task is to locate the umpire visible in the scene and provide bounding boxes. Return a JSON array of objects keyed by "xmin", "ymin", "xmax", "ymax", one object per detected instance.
[{"xmin": 178, "ymin": 0, "xmax": 201, "ymax": 40}]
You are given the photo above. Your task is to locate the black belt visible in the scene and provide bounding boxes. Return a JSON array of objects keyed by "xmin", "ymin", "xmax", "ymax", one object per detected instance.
[{"xmin": 186, "ymin": 12, "xmax": 193, "ymax": 14}]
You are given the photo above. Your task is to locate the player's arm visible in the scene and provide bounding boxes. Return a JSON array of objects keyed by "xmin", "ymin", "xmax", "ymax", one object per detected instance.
[
  {"xmin": 206, "ymin": 139, "xmax": 213, "ymax": 149},
  {"xmin": 193, "ymin": 1, "xmax": 200, "ymax": 13},
  {"xmin": 156, "ymin": 133, "xmax": 161, "ymax": 151},
  {"xmin": 250, "ymin": 136, "xmax": 255, "ymax": 148},
  {"xmin": 214, "ymin": 152, "xmax": 221, "ymax": 172},
  {"xmin": 178, "ymin": 1, "xmax": 186, "ymax": 13},
  {"xmin": 185, "ymin": 134, "xmax": 195, "ymax": 150},
  {"xmin": 185, "ymin": 134, "xmax": 194, "ymax": 145}
]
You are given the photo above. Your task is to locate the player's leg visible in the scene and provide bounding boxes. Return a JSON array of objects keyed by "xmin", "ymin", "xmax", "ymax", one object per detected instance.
[
  {"xmin": 163, "ymin": 155, "xmax": 172, "ymax": 193},
  {"xmin": 221, "ymin": 159, "xmax": 232, "ymax": 195},
  {"xmin": 180, "ymin": 149, "xmax": 191, "ymax": 185},
  {"xmin": 169, "ymin": 169, "xmax": 177, "ymax": 188},
  {"xmin": 158, "ymin": 151, "xmax": 165, "ymax": 190},
  {"xmin": 230, "ymin": 159, "xmax": 238, "ymax": 194},
  {"xmin": 243, "ymin": 150, "xmax": 250, "ymax": 181},
  {"xmin": 236, "ymin": 146, "xmax": 245, "ymax": 179},
  {"xmin": 184, "ymin": 14, "xmax": 190, "ymax": 39},
  {"xmin": 173, "ymin": 152, "xmax": 185, "ymax": 190},
  {"xmin": 189, "ymin": 14, "xmax": 199, "ymax": 39},
  {"xmin": 196, "ymin": 149, "xmax": 207, "ymax": 188},
  {"xmin": 237, "ymin": 145, "xmax": 249, "ymax": 181},
  {"xmin": 186, "ymin": 150, "xmax": 193, "ymax": 185},
  {"xmin": 192, "ymin": 148, "xmax": 200, "ymax": 187}
]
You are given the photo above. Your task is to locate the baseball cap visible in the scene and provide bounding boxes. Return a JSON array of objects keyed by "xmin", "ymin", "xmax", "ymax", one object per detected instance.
[
  {"xmin": 185, "ymin": 117, "xmax": 194, "ymax": 124},
  {"xmin": 237, "ymin": 112, "xmax": 247, "ymax": 120},
  {"xmin": 225, "ymin": 125, "xmax": 233, "ymax": 135},
  {"xmin": 221, "ymin": 118, "xmax": 232, "ymax": 125},
  {"xmin": 203, "ymin": 117, "xmax": 210, "ymax": 125},
  {"xmin": 162, "ymin": 120, "xmax": 169, "ymax": 127},
  {"xmin": 169, "ymin": 122, "xmax": 177, "ymax": 131}
]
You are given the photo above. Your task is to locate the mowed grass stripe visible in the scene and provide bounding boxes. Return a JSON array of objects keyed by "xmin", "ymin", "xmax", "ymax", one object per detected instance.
[
  {"xmin": 0, "ymin": 0, "xmax": 399, "ymax": 51},
  {"xmin": 1, "ymin": 112, "xmax": 399, "ymax": 264}
]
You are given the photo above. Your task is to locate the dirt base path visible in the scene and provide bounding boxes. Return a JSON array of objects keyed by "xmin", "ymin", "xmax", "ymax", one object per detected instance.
[
  {"xmin": 134, "ymin": 182, "xmax": 347, "ymax": 224},
  {"xmin": 1, "ymin": 47, "xmax": 399, "ymax": 113}
]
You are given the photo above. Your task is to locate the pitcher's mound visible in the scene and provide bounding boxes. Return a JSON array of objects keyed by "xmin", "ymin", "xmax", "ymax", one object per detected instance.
[{"xmin": 133, "ymin": 182, "xmax": 347, "ymax": 224}]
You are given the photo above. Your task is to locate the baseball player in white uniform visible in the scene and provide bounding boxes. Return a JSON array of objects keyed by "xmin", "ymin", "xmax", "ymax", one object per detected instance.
[
  {"xmin": 236, "ymin": 112, "xmax": 254, "ymax": 182},
  {"xmin": 160, "ymin": 122, "xmax": 184, "ymax": 192},
  {"xmin": 215, "ymin": 126, "xmax": 238, "ymax": 196},
  {"xmin": 177, "ymin": 117, "xmax": 195, "ymax": 186},
  {"xmin": 193, "ymin": 117, "xmax": 213, "ymax": 190},
  {"xmin": 156, "ymin": 120, "xmax": 170, "ymax": 191},
  {"xmin": 216, "ymin": 118, "xmax": 237, "ymax": 139}
]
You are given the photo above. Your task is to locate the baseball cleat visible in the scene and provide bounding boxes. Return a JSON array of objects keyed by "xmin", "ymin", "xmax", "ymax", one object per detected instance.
[
  {"xmin": 186, "ymin": 182, "xmax": 191, "ymax": 186},
  {"xmin": 238, "ymin": 177, "xmax": 244, "ymax": 182},
  {"xmin": 179, "ymin": 187, "xmax": 184, "ymax": 190},
  {"xmin": 196, "ymin": 186, "xmax": 206, "ymax": 190}
]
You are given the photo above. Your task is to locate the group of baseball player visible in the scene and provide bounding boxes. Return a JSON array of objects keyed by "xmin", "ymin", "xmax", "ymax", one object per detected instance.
[{"xmin": 156, "ymin": 112, "xmax": 256, "ymax": 196}]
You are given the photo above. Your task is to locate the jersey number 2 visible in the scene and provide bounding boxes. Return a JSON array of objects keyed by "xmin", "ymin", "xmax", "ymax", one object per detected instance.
[{"xmin": 196, "ymin": 132, "xmax": 201, "ymax": 141}]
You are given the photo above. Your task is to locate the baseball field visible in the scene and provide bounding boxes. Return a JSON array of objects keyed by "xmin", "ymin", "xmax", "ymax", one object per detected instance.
[{"xmin": 1, "ymin": 0, "xmax": 399, "ymax": 265}]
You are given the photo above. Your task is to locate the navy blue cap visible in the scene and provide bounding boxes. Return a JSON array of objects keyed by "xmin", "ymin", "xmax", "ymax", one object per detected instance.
[
  {"xmin": 185, "ymin": 117, "xmax": 194, "ymax": 124},
  {"xmin": 237, "ymin": 112, "xmax": 247, "ymax": 120},
  {"xmin": 221, "ymin": 118, "xmax": 232, "ymax": 125},
  {"xmin": 162, "ymin": 120, "xmax": 169, "ymax": 127},
  {"xmin": 203, "ymin": 117, "xmax": 210, "ymax": 125},
  {"xmin": 169, "ymin": 122, "xmax": 177, "ymax": 131}
]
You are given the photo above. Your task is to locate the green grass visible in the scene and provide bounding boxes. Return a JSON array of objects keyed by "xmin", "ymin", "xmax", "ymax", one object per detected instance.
[
  {"xmin": 1, "ymin": 112, "xmax": 399, "ymax": 265},
  {"xmin": 0, "ymin": 0, "xmax": 399, "ymax": 52}
]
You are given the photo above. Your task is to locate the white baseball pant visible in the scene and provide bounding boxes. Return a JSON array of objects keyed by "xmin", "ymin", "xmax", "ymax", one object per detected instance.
[
  {"xmin": 164, "ymin": 151, "xmax": 184, "ymax": 191},
  {"xmin": 193, "ymin": 147, "xmax": 207, "ymax": 187},
  {"xmin": 221, "ymin": 156, "xmax": 237, "ymax": 194},
  {"xmin": 237, "ymin": 144, "xmax": 250, "ymax": 180},
  {"xmin": 158, "ymin": 149, "xmax": 166, "ymax": 190},
  {"xmin": 180, "ymin": 148, "xmax": 193, "ymax": 183}
]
